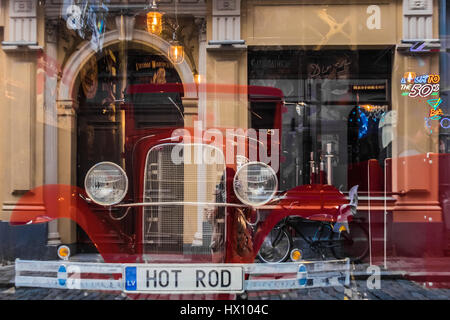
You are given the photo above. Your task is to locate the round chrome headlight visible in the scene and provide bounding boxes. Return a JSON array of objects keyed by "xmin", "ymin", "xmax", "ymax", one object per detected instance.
[
  {"xmin": 84, "ymin": 162, "xmax": 128, "ymax": 206},
  {"xmin": 233, "ymin": 162, "xmax": 278, "ymax": 206}
]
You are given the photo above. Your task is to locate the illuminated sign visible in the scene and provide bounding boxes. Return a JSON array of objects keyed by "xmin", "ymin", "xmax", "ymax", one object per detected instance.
[
  {"xmin": 424, "ymin": 98, "xmax": 447, "ymax": 133},
  {"xmin": 400, "ymin": 73, "xmax": 440, "ymax": 97},
  {"xmin": 429, "ymin": 108, "xmax": 444, "ymax": 119},
  {"xmin": 352, "ymin": 85, "xmax": 385, "ymax": 91},
  {"xmin": 425, "ymin": 117, "xmax": 450, "ymax": 131},
  {"xmin": 409, "ymin": 41, "xmax": 440, "ymax": 53},
  {"xmin": 408, "ymin": 84, "xmax": 440, "ymax": 97},
  {"xmin": 427, "ymin": 98, "xmax": 443, "ymax": 120}
]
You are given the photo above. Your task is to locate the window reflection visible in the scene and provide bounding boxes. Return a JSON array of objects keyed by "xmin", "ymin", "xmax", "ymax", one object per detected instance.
[{"xmin": 249, "ymin": 49, "xmax": 393, "ymax": 191}]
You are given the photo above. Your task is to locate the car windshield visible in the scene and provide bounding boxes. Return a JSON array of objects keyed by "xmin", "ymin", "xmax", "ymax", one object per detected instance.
[{"xmin": 129, "ymin": 89, "xmax": 184, "ymax": 128}]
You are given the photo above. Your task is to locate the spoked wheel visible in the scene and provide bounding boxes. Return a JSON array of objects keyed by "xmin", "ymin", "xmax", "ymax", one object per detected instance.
[
  {"xmin": 331, "ymin": 222, "xmax": 369, "ymax": 263},
  {"xmin": 257, "ymin": 227, "xmax": 292, "ymax": 263}
]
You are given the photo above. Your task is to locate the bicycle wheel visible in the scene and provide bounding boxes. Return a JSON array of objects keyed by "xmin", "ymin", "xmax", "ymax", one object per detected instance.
[
  {"xmin": 331, "ymin": 222, "xmax": 369, "ymax": 263},
  {"xmin": 257, "ymin": 227, "xmax": 292, "ymax": 263}
]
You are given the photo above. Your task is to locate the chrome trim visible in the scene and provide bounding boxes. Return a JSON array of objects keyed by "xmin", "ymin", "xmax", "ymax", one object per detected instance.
[
  {"xmin": 78, "ymin": 194, "xmax": 92, "ymax": 203},
  {"xmin": 114, "ymin": 201, "xmax": 245, "ymax": 208},
  {"xmin": 109, "ymin": 207, "xmax": 132, "ymax": 221},
  {"xmin": 344, "ymin": 196, "xmax": 396, "ymax": 201},
  {"xmin": 15, "ymin": 258, "xmax": 350, "ymax": 293},
  {"xmin": 142, "ymin": 143, "xmax": 227, "ymax": 251},
  {"xmin": 84, "ymin": 161, "xmax": 129, "ymax": 206},
  {"xmin": 233, "ymin": 161, "xmax": 278, "ymax": 207}
]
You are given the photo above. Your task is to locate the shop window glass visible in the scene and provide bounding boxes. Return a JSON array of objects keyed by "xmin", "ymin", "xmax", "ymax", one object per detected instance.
[{"xmin": 249, "ymin": 49, "xmax": 393, "ymax": 192}]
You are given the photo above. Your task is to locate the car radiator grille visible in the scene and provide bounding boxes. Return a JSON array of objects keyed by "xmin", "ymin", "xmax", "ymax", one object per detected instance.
[{"xmin": 143, "ymin": 143, "xmax": 226, "ymax": 257}]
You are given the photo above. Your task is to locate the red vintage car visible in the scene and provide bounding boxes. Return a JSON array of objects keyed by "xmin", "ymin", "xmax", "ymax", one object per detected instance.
[{"xmin": 11, "ymin": 83, "xmax": 359, "ymax": 297}]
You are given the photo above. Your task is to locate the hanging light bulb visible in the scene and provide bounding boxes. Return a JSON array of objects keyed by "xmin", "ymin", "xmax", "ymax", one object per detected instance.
[
  {"xmin": 146, "ymin": 0, "xmax": 163, "ymax": 35},
  {"xmin": 147, "ymin": 11, "xmax": 162, "ymax": 35},
  {"xmin": 167, "ymin": 1, "xmax": 184, "ymax": 65},
  {"xmin": 168, "ymin": 33, "xmax": 184, "ymax": 64},
  {"xmin": 168, "ymin": 41, "xmax": 184, "ymax": 64}
]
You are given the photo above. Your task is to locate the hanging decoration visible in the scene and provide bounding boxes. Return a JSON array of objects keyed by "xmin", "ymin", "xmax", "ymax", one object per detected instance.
[
  {"xmin": 146, "ymin": 0, "xmax": 163, "ymax": 35},
  {"xmin": 88, "ymin": 2, "xmax": 109, "ymax": 52},
  {"xmin": 63, "ymin": 0, "xmax": 109, "ymax": 52},
  {"xmin": 168, "ymin": 37, "xmax": 185, "ymax": 65},
  {"xmin": 167, "ymin": 0, "xmax": 185, "ymax": 65}
]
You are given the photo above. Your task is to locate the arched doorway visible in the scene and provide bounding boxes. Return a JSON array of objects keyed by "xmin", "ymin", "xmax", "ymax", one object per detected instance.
[
  {"xmin": 55, "ymin": 27, "xmax": 197, "ymax": 253},
  {"xmin": 76, "ymin": 43, "xmax": 184, "ymax": 189},
  {"xmin": 73, "ymin": 43, "xmax": 186, "ymax": 251}
]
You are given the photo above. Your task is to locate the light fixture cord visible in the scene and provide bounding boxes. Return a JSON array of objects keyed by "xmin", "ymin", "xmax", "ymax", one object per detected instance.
[
  {"xmin": 175, "ymin": 0, "xmax": 179, "ymax": 25},
  {"xmin": 174, "ymin": 0, "xmax": 179, "ymax": 41}
]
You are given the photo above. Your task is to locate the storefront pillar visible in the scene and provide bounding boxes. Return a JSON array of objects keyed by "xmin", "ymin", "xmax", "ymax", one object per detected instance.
[
  {"xmin": 44, "ymin": 19, "xmax": 61, "ymax": 247},
  {"xmin": 206, "ymin": 0, "xmax": 247, "ymax": 129},
  {"xmin": 205, "ymin": 49, "xmax": 247, "ymax": 129},
  {"xmin": 56, "ymin": 101, "xmax": 77, "ymax": 246},
  {"xmin": 196, "ymin": 17, "xmax": 207, "ymax": 126},
  {"xmin": 0, "ymin": 0, "xmax": 48, "ymax": 259},
  {"xmin": 193, "ymin": 17, "xmax": 207, "ymax": 245},
  {"xmin": 390, "ymin": 11, "xmax": 443, "ymax": 256}
]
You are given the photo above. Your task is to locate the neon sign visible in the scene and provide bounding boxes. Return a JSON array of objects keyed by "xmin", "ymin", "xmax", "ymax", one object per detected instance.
[
  {"xmin": 425, "ymin": 117, "xmax": 450, "ymax": 130},
  {"xmin": 400, "ymin": 73, "xmax": 440, "ymax": 97},
  {"xmin": 352, "ymin": 85, "xmax": 385, "ymax": 91},
  {"xmin": 424, "ymin": 98, "xmax": 447, "ymax": 133},
  {"xmin": 409, "ymin": 41, "xmax": 440, "ymax": 53},
  {"xmin": 427, "ymin": 98, "xmax": 443, "ymax": 120},
  {"xmin": 408, "ymin": 84, "xmax": 440, "ymax": 97}
]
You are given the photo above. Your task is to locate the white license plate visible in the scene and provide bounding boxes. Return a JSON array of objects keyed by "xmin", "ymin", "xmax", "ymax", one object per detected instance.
[{"xmin": 124, "ymin": 265, "xmax": 244, "ymax": 293}]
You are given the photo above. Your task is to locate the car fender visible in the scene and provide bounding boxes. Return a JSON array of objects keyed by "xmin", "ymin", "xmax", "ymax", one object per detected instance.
[{"xmin": 10, "ymin": 184, "xmax": 137, "ymax": 263}]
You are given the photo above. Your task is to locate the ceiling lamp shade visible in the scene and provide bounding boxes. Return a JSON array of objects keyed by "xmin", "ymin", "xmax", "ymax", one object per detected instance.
[
  {"xmin": 146, "ymin": 11, "xmax": 163, "ymax": 35},
  {"xmin": 168, "ymin": 40, "xmax": 184, "ymax": 64},
  {"xmin": 146, "ymin": 0, "xmax": 163, "ymax": 35}
]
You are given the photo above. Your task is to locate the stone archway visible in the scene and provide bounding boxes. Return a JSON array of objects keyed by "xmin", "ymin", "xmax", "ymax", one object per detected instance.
[
  {"xmin": 53, "ymin": 20, "xmax": 198, "ymax": 246},
  {"xmin": 58, "ymin": 27, "xmax": 197, "ymax": 102}
]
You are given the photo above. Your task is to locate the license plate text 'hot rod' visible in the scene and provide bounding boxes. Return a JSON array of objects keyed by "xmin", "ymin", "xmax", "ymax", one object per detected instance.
[{"xmin": 124, "ymin": 265, "xmax": 244, "ymax": 294}]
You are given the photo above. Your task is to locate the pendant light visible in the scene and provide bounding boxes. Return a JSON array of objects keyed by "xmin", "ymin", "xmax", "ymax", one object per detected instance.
[
  {"xmin": 168, "ymin": 1, "xmax": 184, "ymax": 64},
  {"xmin": 168, "ymin": 29, "xmax": 184, "ymax": 64},
  {"xmin": 146, "ymin": 0, "xmax": 163, "ymax": 35}
]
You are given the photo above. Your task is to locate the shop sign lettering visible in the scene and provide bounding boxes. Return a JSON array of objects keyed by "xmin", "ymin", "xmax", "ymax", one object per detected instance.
[
  {"xmin": 408, "ymin": 84, "xmax": 440, "ymax": 97},
  {"xmin": 400, "ymin": 72, "xmax": 440, "ymax": 97},
  {"xmin": 307, "ymin": 56, "xmax": 351, "ymax": 79}
]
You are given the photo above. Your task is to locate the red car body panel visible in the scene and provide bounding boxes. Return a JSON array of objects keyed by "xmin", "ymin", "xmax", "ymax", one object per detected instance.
[{"xmin": 10, "ymin": 83, "xmax": 350, "ymax": 265}]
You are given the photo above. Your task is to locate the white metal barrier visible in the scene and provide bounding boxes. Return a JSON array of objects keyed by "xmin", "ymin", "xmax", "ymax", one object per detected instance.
[{"xmin": 15, "ymin": 258, "xmax": 350, "ymax": 294}]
